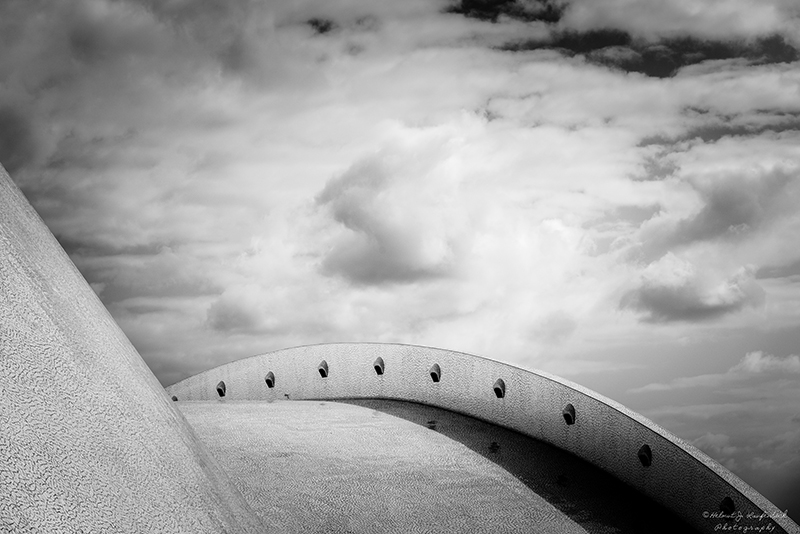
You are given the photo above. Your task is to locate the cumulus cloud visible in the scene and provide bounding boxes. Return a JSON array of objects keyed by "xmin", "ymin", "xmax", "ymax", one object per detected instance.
[
  {"xmin": 620, "ymin": 253, "xmax": 765, "ymax": 322},
  {"xmin": 315, "ymin": 131, "xmax": 475, "ymax": 285},
  {"xmin": 206, "ymin": 285, "xmax": 279, "ymax": 333},
  {"xmin": 1, "ymin": 0, "xmax": 796, "ymax": 379},
  {"xmin": 731, "ymin": 351, "xmax": 800, "ymax": 374},
  {"xmin": 632, "ymin": 167, "xmax": 800, "ymax": 262},
  {"xmin": 561, "ymin": 0, "xmax": 800, "ymax": 42},
  {"xmin": 632, "ymin": 350, "xmax": 800, "ymax": 392},
  {"xmin": 682, "ymin": 170, "xmax": 795, "ymax": 239},
  {"xmin": 681, "ymin": 170, "xmax": 797, "ymax": 244}
]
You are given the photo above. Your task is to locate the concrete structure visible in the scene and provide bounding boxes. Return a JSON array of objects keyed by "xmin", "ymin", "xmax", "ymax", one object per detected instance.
[
  {"xmin": 167, "ymin": 342, "xmax": 800, "ymax": 534},
  {"xmin": 2, "ymin": 159, "xmax": 798, "ymax": 533},
  {"xmin": 0, "ymin": 166, "xmax": 269, "ymax": 533},
  {"xmin": 178, "ymin": 398, "xmax": 702, "ymax": 533}
]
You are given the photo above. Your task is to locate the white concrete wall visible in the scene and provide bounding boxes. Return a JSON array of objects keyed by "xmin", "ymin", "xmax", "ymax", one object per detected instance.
[
  {"xmin": 168, "ymin": 342, "xmax": 800, "ymax": 534},
  {"xmin": 0, "ymin": 166, "xmax": 267, "ymax": 533}
]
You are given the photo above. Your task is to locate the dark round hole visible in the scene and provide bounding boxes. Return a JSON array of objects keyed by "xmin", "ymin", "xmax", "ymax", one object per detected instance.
[
  {"xmin": 374, "ymin": 357, "xmax": 385, "ymax": 376},
  {"xmin": 638, "ymin": 444, "xmax": 652, "ymax": 467},
  {"xmin": 429, "ymin": 363, "xmax": 441, "ymax": 383},
  {"xmin": 720, "ymin": 497, "xmax": 735, "ymax": 515},
  {"xmin": 318, "ymin": 360, "xmax": 329, "ymax": 378},
  {"xmin": 216, "ymin": 381, "xmax": 226, "ymax": 398},
  {"xmin": 562, "ymin": 403, "xmax": 576, "ymax": 425},
  {"xmin": 493, "ymin": 378, "xmax": 506, "ymax": 398},
  {"xmin": 171, "ymin": 395, "xmax": 178, "ymax": 402},
  {"xmin": 265, "ymin": 371, "xmax": 275, "ymax": 388}
]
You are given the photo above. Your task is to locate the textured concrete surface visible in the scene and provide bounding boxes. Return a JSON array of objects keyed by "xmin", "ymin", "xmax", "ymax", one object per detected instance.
[
  {"xmin": 180, "ymin": 399, "xmax": 699, "ymax": 534},
  {"xmin": 0, "ymin": 165, "xmax": 266, "ymax": 533},
  {"xmin": 168, "ymin": 343, "xmax": 800, "ymax": 534}
]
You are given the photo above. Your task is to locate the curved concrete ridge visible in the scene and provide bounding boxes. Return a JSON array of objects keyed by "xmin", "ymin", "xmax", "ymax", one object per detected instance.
[{"xmin": 167, "ymin": 342, "xmax": 800, "ymax": 534}]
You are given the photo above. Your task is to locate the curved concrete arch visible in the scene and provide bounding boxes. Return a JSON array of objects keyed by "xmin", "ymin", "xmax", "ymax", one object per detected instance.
[{"xmin": 167, "ymin": 342, "xmax": 800, "ymax": 534}]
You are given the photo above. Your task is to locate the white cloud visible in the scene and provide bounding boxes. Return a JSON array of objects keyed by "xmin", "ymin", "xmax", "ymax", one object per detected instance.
[
  {"xmin": 561, "ymin": 0, "xmax": 799, "ymax": 41},
  {"xmin": 632, "ymin": 350, "xmax": 800, "ymax": 392},
  {"xmin": 0, "ymin": 0, "xmax": 795, "ymax": 385},
  {"xmin": 732, "ymin": 351, "xmax": 800, "ymax": 374},
  {"xmin": 315, "ymin": 124, "xmax": 477, "ymax": 285},
  {"xmin": 620, "ymin": 253, "xmax": 765, "ymax": 322}
]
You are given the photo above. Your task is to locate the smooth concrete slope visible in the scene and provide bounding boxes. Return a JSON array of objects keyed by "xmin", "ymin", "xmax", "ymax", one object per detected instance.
[
  {"xmin": 168, "ymin": 342, "xmax": 800, "ymax": 534},
  {"xmin": 178, "ymin": 399, "xmax": 700, "ymax": 534},
  {"xmin": 0, "ymin": 166, "xmax": 267, "ymax": 534}
]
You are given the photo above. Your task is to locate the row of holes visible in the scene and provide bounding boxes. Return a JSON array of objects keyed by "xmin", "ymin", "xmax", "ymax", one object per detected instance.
[
  {"xmin": 205, "ymin": 363, "xmax": 515, "ymax": 402},
  {"xmin": 173, "ymin": 382, "xmax": 712, "ymax": 475},
  {"xmin": 206, "ymin": 369, "xmax": 663, "ymax": 472},
  {"xmin": 204, "ymin": 368, "xmax": 602, "ymax": 433},
  {"xmin": 173, "ymin": 366, "xmax": 739, "ymax": 515}
]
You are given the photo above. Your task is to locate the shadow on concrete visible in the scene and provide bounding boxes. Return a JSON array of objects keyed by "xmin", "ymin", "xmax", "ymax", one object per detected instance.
[{"xmin": 341, "ymin": 398, "xmax": 700, "ymax": 534}]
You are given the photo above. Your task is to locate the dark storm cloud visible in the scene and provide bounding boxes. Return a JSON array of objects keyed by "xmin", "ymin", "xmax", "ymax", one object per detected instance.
[
  {"xmin": 0, "ymin": 106, "xmax": 37, "ymax": 174},
  {"xmin": 499, "ymin": 31, "xmax": 799, "ymax": 78},
  {"xmin": 620, "ymin": 267, "xmax": 765, "ymax": 323},
  {"xmin": 444, "ymin": 0, "xmax": 565, "ymax": 23}
]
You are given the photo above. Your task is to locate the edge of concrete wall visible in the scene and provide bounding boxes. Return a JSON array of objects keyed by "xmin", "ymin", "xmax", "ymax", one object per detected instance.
[
  {"xmin": 0, "ymin": 165, "xmax": 267, "ymax": 533},
  {"xmin": 167, "ymin": 341, "xmax": 800, "ymax": 534}
]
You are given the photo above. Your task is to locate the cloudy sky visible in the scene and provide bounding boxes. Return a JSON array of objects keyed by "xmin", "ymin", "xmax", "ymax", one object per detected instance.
[{"xmin": 2, "ymin": 0, "xmax": 800, "ymax": 516}]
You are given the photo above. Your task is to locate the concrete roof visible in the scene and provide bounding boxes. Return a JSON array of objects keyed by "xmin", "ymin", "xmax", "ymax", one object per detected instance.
[
  {"xmin": 168, "ymin": 342, "xmax": 800, "ymax": 534},
  {"xmin": 179, "ymin": 399, "xmax": 699, "ymax": 534}
]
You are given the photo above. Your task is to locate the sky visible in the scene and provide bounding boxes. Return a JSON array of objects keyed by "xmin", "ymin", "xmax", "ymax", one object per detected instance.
[{"xmin": 2, "ymin": 0, "xmax": 800, "ymax": 518}]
